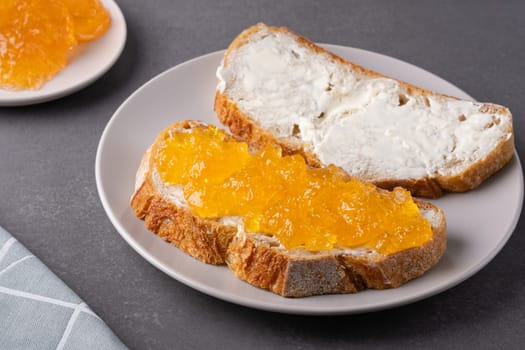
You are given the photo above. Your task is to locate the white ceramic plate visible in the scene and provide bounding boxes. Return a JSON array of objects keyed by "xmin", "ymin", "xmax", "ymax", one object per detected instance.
[
  {"xmin": 0, "ymin": 0, "xmax": 126, "ymax": 106},
  {"xmin": 96, "ymin": 45, "xmax": 524, "ymax": 315}
]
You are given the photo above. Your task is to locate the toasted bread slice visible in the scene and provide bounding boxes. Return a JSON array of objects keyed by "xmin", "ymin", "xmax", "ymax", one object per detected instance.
[
  {"xmin": 131, "ymin": 121, "xmax": 446, "ymax": 297},
  {"xmin": 215, "ymin": 23, "xmax": 514, "ymax": 198}
]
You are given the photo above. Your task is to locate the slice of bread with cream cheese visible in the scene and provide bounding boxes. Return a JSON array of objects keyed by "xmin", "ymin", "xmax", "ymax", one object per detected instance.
[{"xmin": 215, "ymin": 23, "xmax": 514, "ymax": 198}]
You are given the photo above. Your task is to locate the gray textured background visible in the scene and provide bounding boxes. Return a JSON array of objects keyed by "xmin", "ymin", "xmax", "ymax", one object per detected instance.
[{"xmin": 1, "ymin": 0, "xmax": 524, "ymax": 349}]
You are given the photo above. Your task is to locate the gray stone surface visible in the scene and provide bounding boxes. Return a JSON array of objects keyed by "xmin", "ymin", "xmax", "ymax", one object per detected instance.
[{"xmin": 1, "ymin": 0, "xmax": 524, "ymax": 348}]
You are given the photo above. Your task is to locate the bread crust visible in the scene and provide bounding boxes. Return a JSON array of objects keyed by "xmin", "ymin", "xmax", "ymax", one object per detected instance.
[
  {"xmin": 215, "ymin": 23, "xmax": 515, "ymax": 198},
  {"xmin": 131, "ymin": 121, "xmax": 447, "ymax": 297}
]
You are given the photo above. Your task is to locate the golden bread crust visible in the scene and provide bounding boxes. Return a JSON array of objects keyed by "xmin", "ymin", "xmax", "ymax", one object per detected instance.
[{"xmin": 131, "ymin": 179, "xmax": 236, "ymax": 264}]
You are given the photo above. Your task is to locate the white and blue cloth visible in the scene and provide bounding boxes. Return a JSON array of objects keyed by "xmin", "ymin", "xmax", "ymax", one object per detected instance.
[{"xmin": 0, "ymin": 226, "xmax": 127, "ymax": 349}]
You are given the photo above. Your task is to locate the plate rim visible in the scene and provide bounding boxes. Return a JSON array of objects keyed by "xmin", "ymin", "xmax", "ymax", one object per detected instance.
[
  {"xmin": 95, "ymin": 45, "xmax": 524, "ymax": 315},
  {"xmin": 0, "ymin": 0, "xmax": 127, "ymax": 106}
]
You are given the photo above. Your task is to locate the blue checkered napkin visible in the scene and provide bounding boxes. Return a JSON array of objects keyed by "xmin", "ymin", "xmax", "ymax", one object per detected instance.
[{"xmin": 0, "ymin": 226, "xmax": 128, "ymax": 350}]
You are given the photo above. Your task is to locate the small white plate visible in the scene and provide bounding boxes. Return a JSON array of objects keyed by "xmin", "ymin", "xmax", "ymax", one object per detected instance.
[
  {"xmin": 95, "ymin": 45, "xmax": 524, "ymax": 315},
  {"xmin": 0, "ymin": 0, "xmax": 126, "ymax": 106}
]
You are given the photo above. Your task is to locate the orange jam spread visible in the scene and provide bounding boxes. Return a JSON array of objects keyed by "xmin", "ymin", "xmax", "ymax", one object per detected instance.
[
  {"xmin": 0, "ymin": 0, "xmax": 111, "ymax": 90},
  {"xmin": 63, "ymin": 0, "xmax": 111, "ymax": 42},
  {"xmin": 154, "ymin": 125, "xmax": 433, "ymax": 255}
]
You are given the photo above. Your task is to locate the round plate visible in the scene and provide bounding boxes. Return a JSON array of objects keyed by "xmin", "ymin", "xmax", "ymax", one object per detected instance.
[
  {"xmin": 95, "ymin": 45, "xmax": 524, "ymax": 315},
  {"xmin": 0, "ymin": 0, "xmax": 126, "ymax": 106}
]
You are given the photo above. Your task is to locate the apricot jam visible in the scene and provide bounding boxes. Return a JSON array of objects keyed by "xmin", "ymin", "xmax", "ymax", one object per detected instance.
[
  {"xmin": 154, "ymin": 125, "xmax": 432, "ymax": 255},
  {"xmin": 63, "ymin": 0, "xmax": 111, "ymax": 42},
  {"xmin": 0, "ymin": 0, "xmax": 111, "ymax": 90}
]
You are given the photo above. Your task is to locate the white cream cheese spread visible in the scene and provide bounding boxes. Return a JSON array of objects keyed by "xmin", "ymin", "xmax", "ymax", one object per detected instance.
[{"xmin": 217, "ymin": 27, "xmax": 512, "ymax": 180}]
